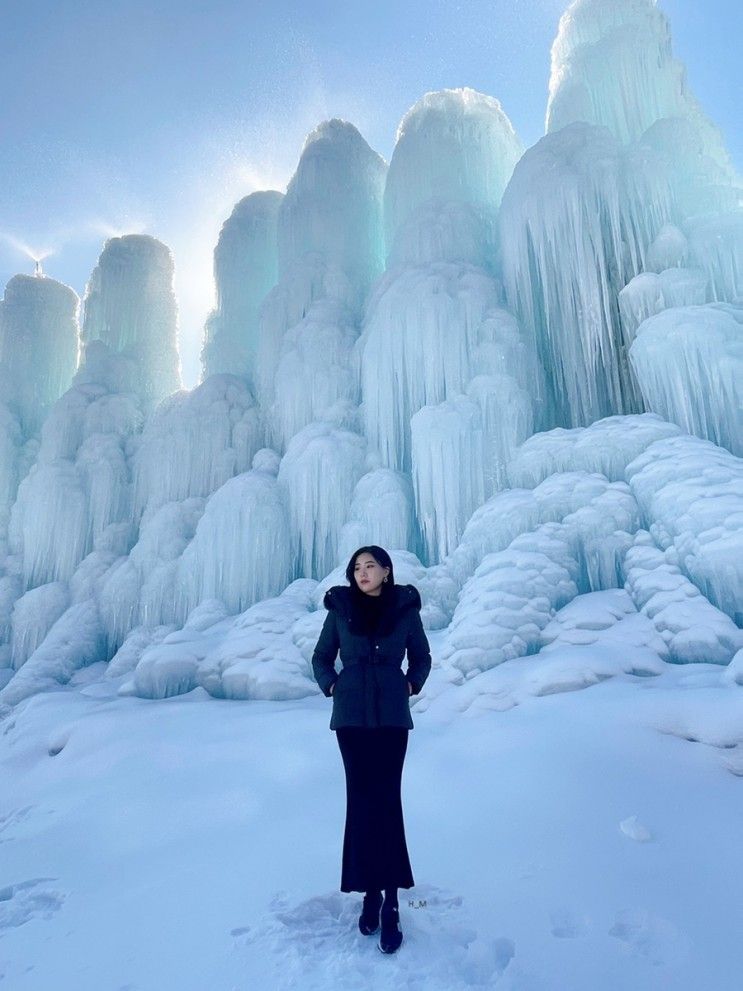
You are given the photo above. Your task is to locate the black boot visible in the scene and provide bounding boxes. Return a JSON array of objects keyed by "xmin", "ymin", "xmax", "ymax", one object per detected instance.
[
  {"xmin": 378, "ymin": 902, "xmax": 403, "ymax": 953},
  {"xmin": 358, "ymin": 889, "xmax": 382, "ymax": 935}
]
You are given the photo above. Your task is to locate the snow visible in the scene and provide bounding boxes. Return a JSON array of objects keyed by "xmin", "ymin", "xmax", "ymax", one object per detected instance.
[{"xmin": 2, "ymin": 650, "xmax": 742, "ymax": 989}]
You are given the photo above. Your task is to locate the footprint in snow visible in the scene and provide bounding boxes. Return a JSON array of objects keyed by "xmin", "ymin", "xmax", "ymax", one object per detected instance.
[
  {"xmin": 0, "ymin": 878, "xmax": 65, "ymax": 931},
  {"xmin": 608, "ymin": 908, "xmax": 690, "ymax": 967},
  {"xmin": 232, "ymin": 883, "xmax": 515, "ymax": 990},
  {"xmin": 549, "ymin": 907, "xmax": 590, "ymax": 938}
]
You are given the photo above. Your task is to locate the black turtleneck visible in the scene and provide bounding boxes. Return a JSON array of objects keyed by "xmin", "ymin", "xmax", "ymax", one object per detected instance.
[{"xmin": 354, "ymin": 589, "xmax": 386, "ymax": 636}]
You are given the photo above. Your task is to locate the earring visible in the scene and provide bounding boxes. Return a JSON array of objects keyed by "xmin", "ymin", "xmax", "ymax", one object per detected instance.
[{"xmin": 383, "ymin": 576, "xmax": 388, "ymax": 582}]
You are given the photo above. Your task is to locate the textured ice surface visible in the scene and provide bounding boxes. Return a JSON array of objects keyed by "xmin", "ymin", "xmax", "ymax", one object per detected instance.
[
  {"xmin": 132, "ymin": 373, "xmax": 262, "ymax": 515},
  {"xmin": 411, "ymin": 395, "xmax": 485, "ymax": 565},
  {"xmin": 336, "ymin": 467, "xmax": 416, "ymax": 564},
  {"xmin": 269, "ymin": 298, "xmax": 358, "ymax": 452},
  {"xmin": 177, "ymin": 451, "xmax": 293, "ymax": 618},
  {"xmin": 82, "ymin": 234, "xmax": 182, "ymax": 409},
  {"xmin": 201, "ymin": 191, "xmax": 282, "ymax": 384},
  {"xmin": 441, "ymin": 473, "xmax": 639, "ymax": 674},
  {"xmin": 0, "ymin": 275, "xmax": 79, "ymax": 435},
  {"xmin": 618, "ymin": 268, "xmax": 709, "ymax": 343},
  {"xmin": 121, "ymin": 579, "xmax": 318, "ymax": 701},
  {"xmin": 384, "ymin": 88, "xmax": 522, "ymax": 263},
  {"xmin": 547, "ymin": 0, "xmax": 732, "ymax": 160},
  {"xmin": 360, "ymin": 262, "xmax": 500, "ymax": 472},
  {"xmin": 506, "ymin": 413, "xmax": 681, "ymax": 490},
  {"xmin": 625, "ymin": 434, "xmax": 743, "ymax": 624},
  {"xmin": 276, "ymin": 420, "xmax": 367, "ymax": 581},
  {"xmin": 255, "ymin": 120, "xmax": 385, "ymax": 415},
  {"xmin": 622, "ymin": 530, "xmax": 743, "ymax": 665},
  {"xmin": 629, "ymin": 303, "xmax": 743, "ymax": 455}
]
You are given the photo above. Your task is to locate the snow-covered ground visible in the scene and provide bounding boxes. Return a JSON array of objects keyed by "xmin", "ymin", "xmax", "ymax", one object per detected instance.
[{"xmin": 3, "ymin": 632, "xmax": 742, "ymax": 991}]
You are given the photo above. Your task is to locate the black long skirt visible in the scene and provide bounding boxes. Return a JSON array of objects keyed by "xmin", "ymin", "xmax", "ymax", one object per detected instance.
[{"xmin": 335, "ymin": 726, "xmax": 415, "ymax": 893}]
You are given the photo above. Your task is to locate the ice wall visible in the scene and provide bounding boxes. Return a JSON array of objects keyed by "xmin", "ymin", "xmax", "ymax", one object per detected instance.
[
  {"xmin": 201, "ymin": 191, "xmax": 282, "ymax": 384},
  {"xmin": 82, "ymin": 234, "xmax": 182, "ymax": 410},
  {"xmin": 0, "ymin": 274, "xmax": 80, "ymax": 436}
]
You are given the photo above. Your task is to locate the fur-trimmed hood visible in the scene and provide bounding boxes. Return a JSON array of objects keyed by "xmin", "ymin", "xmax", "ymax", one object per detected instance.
[{"xmin": 323, "ymin": 583, "xmax": 422, "ymax": 638}]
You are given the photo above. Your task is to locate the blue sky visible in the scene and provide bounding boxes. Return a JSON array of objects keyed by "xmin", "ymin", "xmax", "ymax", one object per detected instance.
[{"xmin": 1, "ymin": 0, "xmax": 740, "ymax": 387}]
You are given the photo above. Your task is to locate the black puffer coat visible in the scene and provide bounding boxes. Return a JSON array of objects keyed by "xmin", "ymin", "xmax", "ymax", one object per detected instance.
[{"xmin": 311, "ymin": 583, "xmax": 432, "ymax": 730}]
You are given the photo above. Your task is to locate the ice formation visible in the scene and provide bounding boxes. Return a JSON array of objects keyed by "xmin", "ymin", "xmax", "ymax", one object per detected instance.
[
  {"xmin": 618, "ymin": 268, "xmax": 708, "ymax": 343},
  {"xmin": 359, "ymin": 262, "xmax": 502, "ymax": 472},
  {"xmin": 176, "ymin": 449, "xmax": 294, "ymax": 617},
  {"xmin": 624, "ymin": 434, "xmax": 743, "ymax": 624},
  {"xmin": 201, "ymin": 191, "xmax": 282, "ymax": 384},
  {"xmin": 276, "ymin": 420, "xmax": 368, "ymax": 581},
  {"xmin": 0, "ymin": 274, "xmax": 79, "ymax": 435},
  {"xmin": 546, "ymin": 0, "xmax": 730, "ymax": 157},
  {"xmin": 499, "ymin": 122, "xmax": 646, "ymax": 427},
  {"xmin": 336, "ymin": 467, "xmax": 416, "ymax": 564},
  {"xmin": 628, "ymin": 304, "xmax": 743, "ymax": 456},
  {"xmin": 0, "ymin": 0, "xmax": 742, "ymax": 708},
  {"xmin": 384, "ymin": 88, "xmax": 522, "ymax": 261},
  {"xmin": 411, "ymin": 395, "xmax": 485, "ymax": 564},
  {"xmin": 8, "ymin": 341, "xmax": 142, "ymax": 590},
  {"xmin": 255, "ymin": 120, "xmax": 386, "ymax": 419},
  {"xmin": 132, "ymin": 373, "xmax": 262, "ymax": 516},
  {"xmin": 82, "ymin": 234, "xmax": 182, "ymax": 409},
  {"xmin": 270, "ymin": 298, "xmax": 358, "ymax": 451},
  {"xmin": 622, "ymin": 530, "xmax": 743, "ymax": 665}
]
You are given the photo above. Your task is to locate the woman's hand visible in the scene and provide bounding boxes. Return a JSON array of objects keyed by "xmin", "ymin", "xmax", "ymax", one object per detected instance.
[
  {"xmin": 408, "ymin": 681, "xmax": 413, "ymax": 695},
  {"xmin": 329, "ymin": 683, "xmax": 334, "ymax": 695}
]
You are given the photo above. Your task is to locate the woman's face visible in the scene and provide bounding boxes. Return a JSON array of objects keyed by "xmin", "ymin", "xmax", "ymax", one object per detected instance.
[{"xmin": 353, "ymin": 554, "xmax": 390, "ymax": 595}]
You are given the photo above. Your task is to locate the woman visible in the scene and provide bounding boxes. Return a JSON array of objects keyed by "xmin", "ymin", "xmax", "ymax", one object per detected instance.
[{"xmin": 311, "ymin": 545, "xmax": 432, "ymax": 954}]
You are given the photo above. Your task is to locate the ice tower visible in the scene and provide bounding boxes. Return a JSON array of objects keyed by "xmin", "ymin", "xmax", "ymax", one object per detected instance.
[
  {"xmin": 201, "ymin": 191, "xmax": 283, "ymax": 385},
  {"xmin": 256, "ymin": 119, "xmax": 386, "ymax": 450},
  {"xmin": 82, "ymin": 234, "xmax": 182, "ymax": 410},
  {"xmin": 0, "ymin": 274, "xmax": 80, "ymax": 435}
]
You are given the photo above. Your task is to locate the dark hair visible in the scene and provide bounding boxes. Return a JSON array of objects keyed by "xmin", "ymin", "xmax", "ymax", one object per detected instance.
[{"xmin": 344, "ymin": 545, "xmax": 396, "ymax": 605}]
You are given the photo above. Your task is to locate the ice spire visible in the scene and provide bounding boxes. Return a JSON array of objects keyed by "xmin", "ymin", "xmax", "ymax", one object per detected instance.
[
  {"xmin": 0, "ymin": 273, "xmax": 80, "ymax": 436},
  {"xmin": 201, "ymin": 191, "xmax": 282, "ymax": 385},
  {"xmin": 82, "ymin": 234, "xmax": 182, "ymax": 410},
  {"xmin": 546, "ymin": 0, "xmax": 730, "ymax": 164}
]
